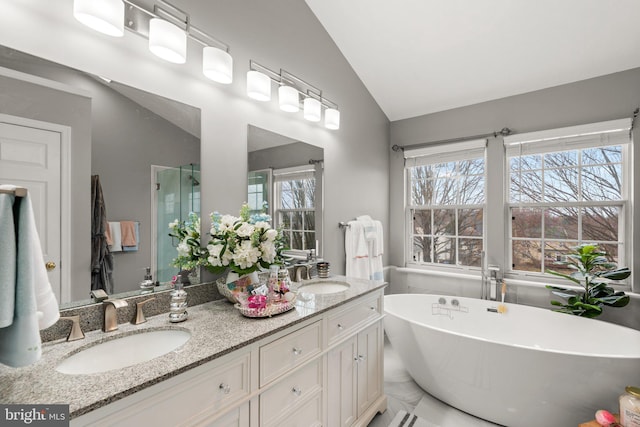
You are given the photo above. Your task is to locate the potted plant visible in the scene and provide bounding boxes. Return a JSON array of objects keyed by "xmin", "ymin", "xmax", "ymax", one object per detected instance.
[{"xmin": 546, "ymin": 243, "xmax": 630, "ymax": 318}]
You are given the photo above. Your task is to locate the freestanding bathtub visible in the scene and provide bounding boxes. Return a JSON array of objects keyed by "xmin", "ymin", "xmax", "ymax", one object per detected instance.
[{"xmin": 384, "ymin": 294, "xmax": 640, "ymax": 427}]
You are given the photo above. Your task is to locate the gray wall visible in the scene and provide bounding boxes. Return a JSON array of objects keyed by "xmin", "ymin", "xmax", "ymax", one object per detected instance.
[
  {"xmin": 0, "ymin": 0, "xmax": 391, "ymax": 291},
  {"xmin": 248, "ymin": 142, "xmax": 323, "ymax": 171},
  {"xmin": 389, "ymin": 67, "xmax": 640, "ymax": 329}
]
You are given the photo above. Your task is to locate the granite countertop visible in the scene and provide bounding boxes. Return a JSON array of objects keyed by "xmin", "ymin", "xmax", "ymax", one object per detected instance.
[{"xmin": 0, "ymin": 276, "xmax": 386, "ymax": 418}]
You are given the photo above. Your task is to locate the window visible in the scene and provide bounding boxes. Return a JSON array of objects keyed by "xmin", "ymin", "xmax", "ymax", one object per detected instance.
[
  {"xmin": 273, "ymin": 165, "xmax": 317, "ymax": 251},
  {"xmin": 247, "ymin": 169, "xmax": 271, "ymax": 216},
  {"xmin": 505, "ymin": 119, "xmax": 631, "ymax": 276},
  {"xmin": 405, "ymin": 139, "xmax": 486, "ymax": 268}
]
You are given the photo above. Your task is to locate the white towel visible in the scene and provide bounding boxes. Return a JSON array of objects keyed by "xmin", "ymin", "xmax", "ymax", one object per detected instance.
[
  {"xmin": 0, "ymin": 190, "xmax": 60, "ymax": 367},
  {"xmin": 345, "ymin": 221, "xmax": 370, "ymax": 279},
  {"xmin": 108, "ymin": 221, "xmax": 122, "ymax": 252},
  {"xmin": 353, "ymin": 215, "xmax": 384, "ymax": 280}
]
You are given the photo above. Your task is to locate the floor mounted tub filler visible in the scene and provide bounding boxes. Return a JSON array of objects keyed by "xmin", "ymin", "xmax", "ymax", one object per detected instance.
[{"xmin": 383, "ymin": 294, "xmax": 640, "ymax": 427}]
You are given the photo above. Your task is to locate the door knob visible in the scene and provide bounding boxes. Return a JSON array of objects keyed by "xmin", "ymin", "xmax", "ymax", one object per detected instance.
[{"xmin": 45, "ymin": 261, "xmax": 56, "ymax": 271}]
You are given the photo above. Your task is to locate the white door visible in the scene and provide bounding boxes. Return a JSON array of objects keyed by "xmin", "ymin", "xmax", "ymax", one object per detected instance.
[{"xmin": 0, "ymin": 114, "xmax": 67, "ymax": 302}]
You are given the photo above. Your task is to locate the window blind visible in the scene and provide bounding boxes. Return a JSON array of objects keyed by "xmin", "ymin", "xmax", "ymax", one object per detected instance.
[{"xmin": 404, "ymin": 138, "xmax": 487, "ymax": 167}]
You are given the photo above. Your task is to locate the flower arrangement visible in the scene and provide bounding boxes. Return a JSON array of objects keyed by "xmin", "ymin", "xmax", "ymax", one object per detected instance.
[
  {"xmin": 206, "ymin": 203, "xmax": 284, "ymax": 275},
  {"xmin": 168, "ymin": 212, "xmax": 207, "ymax": 271}
]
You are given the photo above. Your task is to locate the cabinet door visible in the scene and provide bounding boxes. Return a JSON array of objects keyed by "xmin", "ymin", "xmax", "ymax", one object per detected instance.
[
  {"xmin": 327, "ymin": 337, "xmax": 358, "ymax": 427},
  {"xmin": 192, "ymin": 402, "xmax": 249, "ymax": 427},
  {"xmin": 356, "ymin": 321, "xmax": 382, "ymax": 417}
]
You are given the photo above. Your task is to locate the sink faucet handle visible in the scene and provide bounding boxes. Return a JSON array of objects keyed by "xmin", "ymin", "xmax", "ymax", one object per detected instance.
[
  {"xmin": 59, "ymin": 315, "xmax": 85, "ymax": 341},
  {"xmin": 133, "ymin": 297, "xmax": 156, "ymax": 325}
]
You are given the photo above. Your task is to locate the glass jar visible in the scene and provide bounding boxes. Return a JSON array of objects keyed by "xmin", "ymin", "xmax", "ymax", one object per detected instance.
[
  {"xmin": 620, "ymin": 386, "xmax": 640, "ymax": 427},
  {"xmin": 268, "ymin": 265, "xmax": 280, "ymax": 303},
  {"xmin": 278, "ymin": 268, "xmax": 292, "ymax": 295}
]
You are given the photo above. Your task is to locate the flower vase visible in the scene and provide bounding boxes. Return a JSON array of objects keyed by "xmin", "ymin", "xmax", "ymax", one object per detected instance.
[{"xmin": 217, "ymin": 270, "xmax": 260, "ymax": 303}]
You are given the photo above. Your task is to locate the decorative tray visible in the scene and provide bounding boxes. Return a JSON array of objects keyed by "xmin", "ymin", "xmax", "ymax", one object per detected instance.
[{"xmin": 234, "ymin": 298, "xmax": 296, "ymax": 318}]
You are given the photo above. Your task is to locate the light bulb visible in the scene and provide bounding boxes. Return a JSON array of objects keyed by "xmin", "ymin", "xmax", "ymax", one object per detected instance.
[
  {"xmin": 304, "ymin": 97, "xmax": 321, "ymax": 122},
  {"xmin": 203, "ymin": 47, "xmax": 233, "ymax": 84},
  {"xmin": 247, "ymin": 70, "xmax": 271, "ymax": 101},
  {"xmin": 73, "ymin": 0, "xmax": 124, "ymax": 37},
  {"xmin": 324, "ymin": 108, "xmax": 340, "ymax": 130},
  {"xmin": 279, "ymin": 86, "xmax": 299, "ymax": 112},
  {"xmin": 149, "ymin": 18, "xmax": 187, "ymax": 64}
]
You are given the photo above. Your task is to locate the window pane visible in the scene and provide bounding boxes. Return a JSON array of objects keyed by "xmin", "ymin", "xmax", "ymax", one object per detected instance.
[
  {"xmin": 582, "ymin": 206, "xmax": 619, "ymax": 242},
  {"xmin": 512, "ymin": 240, "xmax": 541, "ymax": 272},
  {"xmin": 281, "ymin": 212, "xmax": 291, "ymax": 228},
  {"xmin": 510, "ymin": 171, "xmax": 542, "ymax": 203},
  {"xmin": 434, "ymin": 236, "xmax": 455, "ymax": 264},
  {"xmin": 292, "ymin": 212, "xmax": 303, "ymax": 230},
  {"xmin": 544, "ymin": 151, "xmax": 577, "ymax": 168},
  {"xmin": 411, "ymin": 165, "xmax": 431, "ymax": 181},
  {"xmin": 458, "ymin": 209, "xmax": 482, "ymax": 236},
  {"xmin": 544, "ymin": 241, "xmax": 579, "ymax": 275},
  {"xmin": 305, "ymin": 232, "xmax": 315, "ymax": 250},
  {"xmin": 433, "ymin": 162, "xmax": 455, "ymax": 178},
  {"xmin": 600, "ymin": 243, "xmax": 619, "ymax": 264},
  {"xmin": 512, "ymin": 208, "xmax": 542, "ymax": 238},
  {"xmin": 304, "ymin": 211, "xmax": 315, "ymax": 231},
  {"xmin": 582, "ymin": 164, "xmax": 622, "ymax": 200},
  {"xmin": 458, "ymin": 175, "xmax": 484, "ymax": 204},
  {"xmin": 458, "ymin": 238, "xmax": 482, "ymax": 267},
  {"xmin": 281, "ymin": 190, "xmax": 293, "ymax": 209},
  {"xmin": 411, "ymin": 179, "xmax": 431, "ymax": 205},
  {"xmin": 582, "ymin": 146, "xmax": 621, "ymax": 165},
  {"xmin": 510, "ymin": 154, "xmax": 542, "ymax": 171},
  {"xmin": 433, "ymin": 178, "xmax": 456, "ymax": 204},
  {"xmin": 290, "ymin": 231, "xmax": 303, "ymax": 250},
  {"xmin": 460, "ymin": 158, "xmax": 484, "ymax": 175},
  {"xmin": 544, "ymin": 167, "xmax": 578, "ymax": 202},
  {"xmin": 544, "ymin": 207, "xmax": 578, "ymax": 239},
  {"xmin": 433, "ymin": 209, "xmax": 455, "ymax": 235},
  {"xmin": 413, "ymin": 210, "xmax": 431, "ymax": 235},
  {"xmin": 413, "ymin": 236, "xmax": 431, "ymax": 262}
]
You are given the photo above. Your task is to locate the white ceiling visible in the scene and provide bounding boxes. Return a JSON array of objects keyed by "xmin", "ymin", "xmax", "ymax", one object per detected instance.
[{"xmin": 305, "ymin": 0, "xmax": 640, "ymax": 122}]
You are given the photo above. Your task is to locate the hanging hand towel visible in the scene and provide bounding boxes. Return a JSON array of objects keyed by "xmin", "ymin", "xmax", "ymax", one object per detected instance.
[
  {"xmin": 122, "ymin": 221, "xmax": 139, "ymax": 252},
  {"xmin": 0, "ymin": 190, "xmax": 60, "ymax": 368},
  {"xmin": 345, "ymin": 221, "xmax": 370, "ymax": 279},
  {"xmin": 108, "ymin": 221, "xmax": 122, "ymax": 252}
]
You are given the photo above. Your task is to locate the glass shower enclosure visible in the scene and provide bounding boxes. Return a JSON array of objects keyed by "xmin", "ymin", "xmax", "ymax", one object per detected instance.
[{"xmin": 154, "ymin": 163, "xmax": 201, "ymax": 284}]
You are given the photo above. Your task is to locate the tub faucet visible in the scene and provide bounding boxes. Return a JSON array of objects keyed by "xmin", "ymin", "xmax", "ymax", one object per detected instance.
[{"xmin": 103, "ymin": 299, "xmax": 128, "ymax": 332}]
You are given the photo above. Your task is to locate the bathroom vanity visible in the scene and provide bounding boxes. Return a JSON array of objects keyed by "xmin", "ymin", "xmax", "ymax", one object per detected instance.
[{"xmin": 0, "ymin": 276, "xmax": 386, "ymax": 427}]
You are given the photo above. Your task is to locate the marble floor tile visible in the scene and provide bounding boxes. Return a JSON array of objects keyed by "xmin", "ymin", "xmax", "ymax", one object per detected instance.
[{"xmin": 368, "ymin": 337, "xmax": 501, "ymax": 427}]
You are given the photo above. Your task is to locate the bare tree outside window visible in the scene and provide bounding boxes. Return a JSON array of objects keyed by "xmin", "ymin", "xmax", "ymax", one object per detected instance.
[
  {"xmin": 277, "ymin": 177, "xmax": 316, "ymax": 251},
  {"xmin": 409, "ymin": 157, "xmax": 484, "ymax": 267},
  {"xmin": 509, "ymin": 145, "xmax": 623, "ymax": 274}
]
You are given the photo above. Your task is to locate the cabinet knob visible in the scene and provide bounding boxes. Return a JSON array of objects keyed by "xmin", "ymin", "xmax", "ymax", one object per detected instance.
[
  {"xmin": 337, "ymin": 324, "xmax": 343, "ymax": 330},
  {"xmin": 291, "ymin": 387, "xmax": 302, "ymax": 396},
  {"xmin": 292, "ymin": 347, "xmax": 303, "ymax": 356},
  {"xmin": 357, "ymin": 355, "xmax": 367, "ymax": 362},
  {"xmin": 219, "ymin": 383, "xmax": 231, "ymax": 394},
  {"xmin": 45, "ymin": 261, "xmax": 56, "ymax": 271}
]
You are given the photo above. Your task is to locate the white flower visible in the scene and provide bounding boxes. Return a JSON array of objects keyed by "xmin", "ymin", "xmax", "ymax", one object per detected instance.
[
  {"xmin": 236, "ymin": 222, "xmax": 255, "ymax": 238},
  {"xmin": 260, "ymin": 241, "xmax": 276, "ymax": 263},
  {"xmin": 254, "ymin": 221, "xmax": 271, "ymax": 230},
  {"xmin": 232, "ymin": 240, "xmax": 261, "ymax": 270},
  {"xmin": 177, "ymin": 240, "xmax": 190, "ymax": 257},
  {"xmin": 264, "ymin": 229, "xmax": 278, "ymax": 241},
  {"xmin": 168, "ymin": 219, "xmax": 179, "ymax": 229}
]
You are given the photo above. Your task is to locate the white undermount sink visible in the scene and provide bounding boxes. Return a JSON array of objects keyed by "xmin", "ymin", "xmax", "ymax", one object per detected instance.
[
  {"xmin": 55, "ymin": 329, "xmax": 191, "ymax": 375},
  {"xmin": 298, "ymin": 280, "xmax": 350, "ymax": 295}
]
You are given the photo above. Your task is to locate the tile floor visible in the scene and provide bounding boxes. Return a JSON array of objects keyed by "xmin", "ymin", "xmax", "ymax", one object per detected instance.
[{"xmin": 367, "ymin": 337, "xmax": 500, "ymax": 427}]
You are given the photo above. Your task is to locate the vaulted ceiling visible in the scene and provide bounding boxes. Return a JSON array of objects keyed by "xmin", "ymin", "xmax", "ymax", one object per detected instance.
[{"xmin": 306, "ymin": 0, "xmax": 640, "ymax": 121}]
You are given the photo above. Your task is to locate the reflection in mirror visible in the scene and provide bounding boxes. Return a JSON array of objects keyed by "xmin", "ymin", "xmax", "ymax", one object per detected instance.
[
  {"xmin": 247, "ymin": 125, "xmax": 324, "ymax": 258},
  {"xmin": 0, "ymin": 46, "xmax": 201, "ymax": 308}
]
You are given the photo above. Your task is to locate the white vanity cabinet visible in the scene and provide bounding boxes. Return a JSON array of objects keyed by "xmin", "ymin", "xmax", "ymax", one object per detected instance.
[
  {"xmin": 326, "ymin": 295, "xmax": 385, "ymax": 427},
  {"xmin": 70, "ymin": 288, "xmax": 385, "ymax": 427}
]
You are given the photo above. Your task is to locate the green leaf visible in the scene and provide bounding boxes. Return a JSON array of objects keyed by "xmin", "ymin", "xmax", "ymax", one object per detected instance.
[
  {"xmin": 546, "ymin": 269, "xmax": 581, "ymax": 285},
  {"xmin": 600, "ymin": 268, "xmax": 631, "ymax": 281}
]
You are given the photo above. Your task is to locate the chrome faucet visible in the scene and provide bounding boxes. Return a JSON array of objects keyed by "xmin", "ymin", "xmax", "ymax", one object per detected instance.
[{"xmin": 103, "ymin": 299, "xmax": 128, "ymax": 332}]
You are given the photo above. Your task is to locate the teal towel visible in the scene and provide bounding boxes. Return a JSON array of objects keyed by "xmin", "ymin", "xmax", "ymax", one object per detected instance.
[
  {"xmin": 0, "ymin": 193, "xmax": 56, "ymax": 367},
  {"xmin": 0, "ymin": 194, "xmax": 17, "ymax": 328}
]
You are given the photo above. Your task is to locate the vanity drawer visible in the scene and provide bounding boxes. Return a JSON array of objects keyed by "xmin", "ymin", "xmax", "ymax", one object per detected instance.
[
  {"xmin": 259, "ymin": 320, "xmax": 322, "ymax": 386},
  {"xmin": 328, "ymin": 292, "xmax": 382, "ymax": 345},
  {"xmin": 264, "ymin": 391, "xmax": 322, "ymax": 427},
  {"xmin": 260, "ymin": 359, "xmax": 322, "ymax": 425}
]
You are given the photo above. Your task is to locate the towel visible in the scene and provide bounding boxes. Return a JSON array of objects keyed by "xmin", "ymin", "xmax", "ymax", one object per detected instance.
[
  {"xmin": 122, "ymin": 221, "xmax": 139, "ymax": 252},
  {"xmin": 0, "ymin": 193, "xmax": 17, "ymax": 329},
  {"xmin": 108, "ymin": 221, "xmax": 122, "ymax": 252},
  {"xmin": 120, "ymin": 221, "xmax": 137, "ymax": 247},
  {"xmin": 345, "ymin": 221, "xmax": 370, "ymax": 279},
  {"xmin": 0, "ymin": 190, "xmax": 60, "ymax": 368}
]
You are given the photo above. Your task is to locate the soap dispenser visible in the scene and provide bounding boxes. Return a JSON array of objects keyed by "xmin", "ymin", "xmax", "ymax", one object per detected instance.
[{"xmin": 140, "ymin": 267, "xmax": 154, "ymax": 294}]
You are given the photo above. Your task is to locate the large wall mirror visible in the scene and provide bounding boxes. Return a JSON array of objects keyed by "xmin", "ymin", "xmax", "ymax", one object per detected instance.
[
  {"xmin": 247, "ymin": 125, "xmax": 324, "ymax": 258},
  {"xmin": 0, "ymin": 46, "xmax": 202, "ymax": 308}
]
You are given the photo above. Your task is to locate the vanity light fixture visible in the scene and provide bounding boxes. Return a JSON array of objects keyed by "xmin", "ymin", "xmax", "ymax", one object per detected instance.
[
  {"xmin": 73, "ymin": 0, "xmax": 125, "ymax": 37},
  {"xmin": 248, "ymin": 60, "xmax": 340, "ymax": 130},
  {"xmin": 279, "ymin": 85, "xmax": 300, "ymax": 113},
  {"xmin": 73, "ymin": 0, "xmax": 233, "ymax": 83}
]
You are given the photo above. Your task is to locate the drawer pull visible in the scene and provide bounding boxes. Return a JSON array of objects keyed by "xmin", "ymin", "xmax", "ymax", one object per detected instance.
[
  {"xmin": 292, "ymin": 387, "xmax": 302, "ymax": 396},
  {"xmin": 292, "ymin": 347, "xmax": 303, "ymax": 356},
  {"xmin": 370, "ymin": 306, "xmax": 376, "ymax": 311},
  {"xmin": 357, "ymin": 355, "xmax": 367, "ymax": 362},
  {"xmin": 219, "ymin": 383, "xmax": 231, "ymax": 394},
  {"xmin": 337, "ymin": 324, "xmax": 344, "ymax": 330}
]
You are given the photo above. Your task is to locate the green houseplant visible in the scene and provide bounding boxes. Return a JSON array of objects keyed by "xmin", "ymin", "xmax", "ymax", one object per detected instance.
[{"xmin": 546, "ymin": 243, "xmax": 630, "ymax": 318}]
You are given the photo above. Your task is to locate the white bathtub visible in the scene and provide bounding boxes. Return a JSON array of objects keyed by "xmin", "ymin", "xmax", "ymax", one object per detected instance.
[{"xmin": 384, "ymin": 294, "xmax": 640, "ymax": 427}]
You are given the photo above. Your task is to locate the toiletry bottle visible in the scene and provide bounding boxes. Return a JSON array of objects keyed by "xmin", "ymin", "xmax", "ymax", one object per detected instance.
[
  {"xmin": 140, "ymin": 267, "xmax": 154, "ymax": 294},
  {"xmin": 620, "ymin": 386, "xmax": 640, "ymax": 427},
  {"xmin": 268, "ymin": 265, "xmax": 280, "ymax": 303}
]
